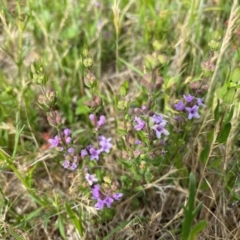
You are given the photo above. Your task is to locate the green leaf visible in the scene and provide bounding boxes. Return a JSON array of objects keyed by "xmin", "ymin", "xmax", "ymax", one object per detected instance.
[
  {"xmin": 207, "ymin": 130, "xmax": 214, "ymax": 143},
  {"xmin": 24, "ymin": 208, "xmax": 43, "ymax": 222},
  {"xmin": 200, "ymin": 144, "xmax": 210, "ymax": 163},
  {"xmin": 134, "ymin": 186, "xmax": 144, "ymax": 192},
  {"xmin": 57, "ymin": 215, "xmax": 66, "ymax": 239},
  {"xmin": 65, "ymin": 203, "xmax": 83, "ymax": 237},
  {"xmin": 144, "ymin": 169, "xmax": 153, "ymax": 183},
  {"xmin": 223, "ymin": 88, "xmax": 236, "ymax": 104},
  {"xmin": 230, "ymin": 67, "xmax": 240, "ymax": 83},
  {"xmin": 217, "ymin": 83, "xmax": 228, "ymax": 99},
  {"xmin": 181, "ymin": 173, "xmax": 198, "ymax": 240},
  {"xmin": 76, "ymin": 97, "xmax": 90, "ymax": 115},
  {"xmin": 225, "ymin": 105, "xmax": 235, "ymax": 123},
  {"xmin": 217, "ymin": 123, "xmax": 231, "ymax": 143},
  {"xmin": 188, "ymin": 220, "xmax": 207, "ymax": 240}
]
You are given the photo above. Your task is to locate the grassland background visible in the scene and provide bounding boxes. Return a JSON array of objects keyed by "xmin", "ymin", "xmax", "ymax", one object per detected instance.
[{"xmin": 0, "ymin": 0, "xmax": 240, "ymax": 239}]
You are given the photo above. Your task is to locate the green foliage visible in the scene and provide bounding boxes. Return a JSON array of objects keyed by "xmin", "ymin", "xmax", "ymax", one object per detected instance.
[
  {"xmin": 1, "ymin": 0, "xmax": 240, "ymax": 239},
  {"xmin": 181, "ymin": 173, "xmax": 206, "ymax": 240}
]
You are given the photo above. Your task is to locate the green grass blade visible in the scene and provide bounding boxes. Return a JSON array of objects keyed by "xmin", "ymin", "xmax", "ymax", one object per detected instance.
[
  {"xmin": 103, "ymin": 220, "xmax": 132, "ymax": 240},
  {"xmin": 65, "ymin": 203, "xmax": 83, "ymax": 237},
  {"xmin": 118, "ymin": 57, "xmax": 143, "ymax": 77}
]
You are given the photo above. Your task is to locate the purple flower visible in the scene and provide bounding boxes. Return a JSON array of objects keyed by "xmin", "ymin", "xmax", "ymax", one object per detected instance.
[
  {"xmin": 174, "ymin": 100, "xmax": 185, "ymax": 111},
  {"xmin": 89, "ymin": 147, "xmax": 101, "ymax": 161},
  {"xmin": 112, "ymin": 192, "xmax": 123, "ymax": 201},
  {"xmin": 196, "ymin": 98, "xmax": 204, "ymax": 106},
  {"xmin": 62, "ymin": 160, "xmax": 70, "ymax": 168},
  {"xmin": 97, "ymin": 115, "xmax": 106, "ymax": 127},
  {"xmin": 152, "ymin": 122, "xmax": 170, "ymax": 139},
  {"xmin": 183, "ymin": 94, "xmax": 194, "ymax": 103},
  {"xmin": 152, "ymin": 114, "xmax": 165, "ymax": 124},
  {"xmin": 135, "ymin": 139, "xmax": 141, "ymax": 145},
  {"xmin": 92, "ymin": 184, "xmax": 101, "ymax": 199},
  {"xmin": 185, "ymin": 105, "xmax": 200, "ymax": 119},
  {"xmin": 68, "ymin": 147, "xmax": 74, "ymax": 154},
  {"xmin": 103, "ymin": 196, "xmax": 114, "ymax": 208},
  {"xmin": 89, "ymin": 114, "xmax": 95, "ymax": 122},
  {"xmin": 99, "ymin": 136, "xmax": 113, "ymax": 153},
  {"xmin": 70, "ymin": 162, "xmax": 78, "ymax": 170},
  {"xmin": 86, "ymin": 145, "xmax": 93, "ymax": 150},
  {"xmin": 65, "ymin": 136, "xmax": 71, "ymax": 144},
  {"xmin": 85, "ymin": 173, "xmax": 98, "ymax": 185},
  {"xmin": 94, "ymin": 198, "xmax": 105, "ymax": 210},
  {"xmin": 81, "ymin": 149, "xmax": 88, "ymax": 158},
  {"xmin": 64, "ymin": 128, "xmax": 71, "ymax": 136},
  {"xmin": 134, "ymin": 116, "xmax": 145, "ymax": 131},
  {"xmin": 48, "ymin": 135, "xmax": 59, "ymax": 148}
]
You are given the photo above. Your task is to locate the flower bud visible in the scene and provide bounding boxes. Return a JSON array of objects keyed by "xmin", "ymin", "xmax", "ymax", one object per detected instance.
[
  {"xmin": 208, "ymin": 39, "xmax": 221, "ymax": 51},
  {"xmin": 148, "ymin": 110, "xmax": 154, "ymax": 116},
  {"xmin": 38, "ymin": 95, "xmax": 46, "ymax": 105},
  {"xmin": 84, "ymin": 71, "xmax": 96, "ymax": 88},
  {"xmin": 94, "ymin": 96, "xmax": 102, "ymax": 106},
  {"xmin": 117, "ymin": 100, "xmax": 128, "ymax": 110},
  {"xmin": 47, "ymin": 91, "xmax": 57, "ymax": 103},
  {"xmin": 47, "ymin": 111, "xmax": 62, "ymax": 127},
  {"xmin": 83, "ymin": 58, "xmax": 93, "ymax": 68}
]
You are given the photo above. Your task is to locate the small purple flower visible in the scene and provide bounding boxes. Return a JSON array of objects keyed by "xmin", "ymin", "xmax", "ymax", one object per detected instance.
[
  {"xmin": 48, "ymin": 135, "xmax": 59, "ymax": 148},
  {"xmin": 92, "ymin": 184, "xmax": 101, "ymax": 199},
  {"xmin": 64, "ymin": 128, "xmax": 71, "ymax": 136},
  {"xmin": 89, "ymin": 147, "xmax": 101, "ymax": 161},
  {"xmin": 174, "ymin": 100, "xmax": 185, "ymax": 111},
  {"xmin": 103, "ymin": 196, "xmax": 114, "ymax": 208},
  {"xmin": 112, "ymin": 192, "xmax": 123, "ymax": 201},
  {"xmin": 134, "ymin": 116, "xmax": 145, "ymax": 131},
  {"xmin": 62, "ymin": 160, "xmax": 70, "ymax": 168},
  {"xmin": 135, "ymin": 139, "xmax": 141, "ymax": 145},
  {"xmin": 81, "ymin": 149, "xmax": 88, "ymax": 158},
  {"xmin": 141, "ymin": 105, "xmax": 147, "ymax": 111},
  {"xmin": 68, "ymin": 147, "xmax": 74, "ymax": 154},
  {"xmin": 183, "ymin": 94, "xmax": 194, "ymax": 103},
  {"xmin": 70, "ymin": 162, "xmax": 78, "ymax": 170},
  {"xmin": 86, "ymin": 145, "xmax": 93, "ymax": 150},
  {"xmin": 65, "ymin": 136, "xmax": 71, "ymax": 144},
  {"xmin": 152, "ymin": 114, "xmax": 165, "ymax": 124},
  {"xmin": 152, "ymin": 122, "xmax": 170, "ymax": 139},
  {"xmin": 185, "ymin": 105, "xmax": 200, "ymax": 119},
  {"xmin": 99, "ymin": 136, "xmax": 113, "ymax": 153},
  {"xmin": 85, "ymin": 173, "xmax": 98, "ymax": 185},
  {"xmin": 97, "ymin": 115, "xmax": 106, "ymax": 127},
  {"xmin": 196, "ymin": 98, "xmax": 204, "ymax": 106},
  {"xmin": 133, "ymin": 149, "xmax": 141, "ymax": 158},
  {"xmin": 89, "ymin": 114, "xmax": 95, "ymax": 122},
  {"xmin": 94, "ymin": 198, "xmax": 105, "ymax": 210}
]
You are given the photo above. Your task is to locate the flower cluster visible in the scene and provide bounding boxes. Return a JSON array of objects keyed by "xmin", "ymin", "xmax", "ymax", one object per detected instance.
[
  {"xmin": 151, "ymin": 114, "xmax": 169, "ymax": 139},
  {"xmin": 80, "ymin": 135, "xmax": 113, "ymax": 161},
  {"xmin": 134, "ymin": 116, "xmax": 145, "ymax": 131},
  {"xmin": 79, "ymin": 114, "xmax": 113, "ymax": 162},
  {"xmin": 62, "ymin": 147, "xmax": 79, "ymax": 170},
  {"xmin": 89, "ymin": 114, "xmax": 106, "ymax": 129},
  {"xmin": 133, "ymin": 111, "xmax": 169, "ymax": 140},
  {"xmin": 48, "ymin": 128, "xmax": 72, "ymax": 149},
  {"xmin": 48, "ymin": 129, "xmax": 80, "ymax": 170},
  {"xmin": 174, "ymin": 94, "xmax": 204, "ymax": 120},
  {"xmin": 90, "ymin": 183, "xmax": 123, "ymax": 210}
]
